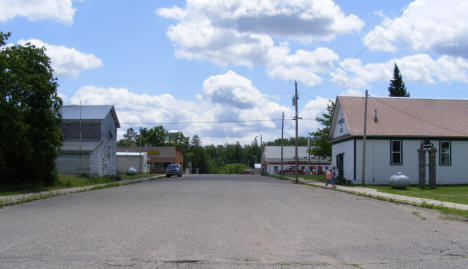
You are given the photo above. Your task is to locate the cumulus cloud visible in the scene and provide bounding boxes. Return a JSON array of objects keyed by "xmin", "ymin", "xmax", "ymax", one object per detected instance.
[
  {"xmin": 18, "ymin": 39, "xmax": 103, "ymax": 77},
  {"xmin": 267, "ymin": 46, "xmax": 339, "ymax": 85},
  {"xmin": 0, "ymin": 0, "xmax": 76, "ymax": 25},
  {"xmin": 69, "ymin": 71, "xmax": 325, "ymax": 145},
  {"xmin": 157, "ymin": 0, "xmax": 360, "ymax": 85},
  {"xmin": 331, "ymin": 54, "xmax": 468, "ymax": 89},
  {"xmin": 363, "ymin": 0, "xmax": 468, "ymax": 58}
]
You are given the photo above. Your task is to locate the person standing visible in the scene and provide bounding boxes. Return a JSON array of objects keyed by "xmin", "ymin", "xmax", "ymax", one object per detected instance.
[
  {"xmin": 326, "ymin": 169, "xmax": 333, "ymax": 187},
  {"xmin": 332, "ymin": 167, "xmax": 337, "ymax": 188}
]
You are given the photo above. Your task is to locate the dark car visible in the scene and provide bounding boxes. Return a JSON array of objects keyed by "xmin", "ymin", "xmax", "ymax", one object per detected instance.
[{"xmin": 166, "ymin": 164, "xmax": 182, "ymax": 177}]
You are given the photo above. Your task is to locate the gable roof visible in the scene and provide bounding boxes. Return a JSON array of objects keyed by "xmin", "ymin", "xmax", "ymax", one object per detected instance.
[
  {"xmin": 60, "ymin": 105, "xmax": 120, "ymax": 128},
  {"xmin": 330, "ymin": 96, "xmax": 468, "ymax": 141}
]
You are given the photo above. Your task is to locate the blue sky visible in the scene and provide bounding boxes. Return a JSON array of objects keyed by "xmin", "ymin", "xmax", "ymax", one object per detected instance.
[{"xmin": 2, "ymin": 0, "xmax": 468, "ymax": 144}]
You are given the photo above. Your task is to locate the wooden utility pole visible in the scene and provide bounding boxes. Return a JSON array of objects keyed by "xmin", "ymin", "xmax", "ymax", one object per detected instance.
[
  {"xmin": 361, "ymin": 90, "xmax": 368, "ymax": 185},
  {"xmin": 294, "ymin": 81, "xmax": 299, "ymax": 184}
]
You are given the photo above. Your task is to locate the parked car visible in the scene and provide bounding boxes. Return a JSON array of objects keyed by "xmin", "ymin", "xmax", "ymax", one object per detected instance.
[{"xmin": 166, "ymin": 164, "xmax": 182, "ymax": 177}]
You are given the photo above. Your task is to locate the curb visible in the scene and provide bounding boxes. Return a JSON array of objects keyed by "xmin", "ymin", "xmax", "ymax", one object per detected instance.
[
  {"xmin": 279, "ymin": 176, "xmax": 468, "ymax": 214},
  {"xmin": 0, "ymin": 175, "xmax": 165, "ymax": 208}
]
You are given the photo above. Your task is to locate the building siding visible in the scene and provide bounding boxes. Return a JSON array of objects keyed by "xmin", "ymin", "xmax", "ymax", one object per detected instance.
[
  {"xmin": 332, "ymin": 107, "xmax": 349, "ymax": 139},
  {"xmin": 332, "ymin": 139, "xmax": 354, "ymax": 181},
  {"xmin": 56, "ymin": 153, "xmax": 91, "ymax": 175},
  {"xmin": 59, "ymin": 120, "xmax": 101, "ymax": 140},
  {"xmin": 349, "ymin": 139, "xmax": 468, "ymax": 185}
]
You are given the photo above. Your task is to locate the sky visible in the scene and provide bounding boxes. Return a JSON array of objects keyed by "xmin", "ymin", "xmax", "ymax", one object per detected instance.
[{"xmin": 2, "ymin": 0, "xmax": 468, "ymax": 145}]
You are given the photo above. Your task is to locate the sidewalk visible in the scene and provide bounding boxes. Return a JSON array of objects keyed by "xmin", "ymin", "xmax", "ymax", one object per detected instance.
[
  {"xmin": 0, "ymin": 175, "xmax": 164, "ymax": 206},
  {"xmin": 293, "ymin": 177, "xmax": 468, "ymax": 211}
]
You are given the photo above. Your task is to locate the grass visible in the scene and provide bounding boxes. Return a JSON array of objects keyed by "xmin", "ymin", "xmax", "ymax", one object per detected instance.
[
  {"xmin": 0, "ymin": 173, "xmax": 159, "ymax": 196},
  {"xmin": 301, "ymin": 174, "xmax": 327, "ymax": 182},
  {"xmin": 120, "ymin": 173, "xmax": 156, "ymax": 180},
  {"xmin": 412, "ymin": 211, "xmax": 426, "ymax": 220},
  {"xmin": 359, "ymin": 185, "xmax": 468, "ymax": 205}
]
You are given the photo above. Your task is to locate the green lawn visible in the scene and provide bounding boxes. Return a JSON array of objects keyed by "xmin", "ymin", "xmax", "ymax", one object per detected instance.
[
  {"xmin": 301, "ymin": 174, "xmax": 327, "ymax": 182},
  {"xmin": 362, "ymin": 185, "xmax": 468, "ymax": 205}
]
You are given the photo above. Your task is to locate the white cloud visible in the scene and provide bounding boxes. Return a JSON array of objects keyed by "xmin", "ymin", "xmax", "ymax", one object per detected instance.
[
  {"xmin": 364, "ymin": 0, "xmax": 468, "ymax": 58},
  {"xmin": 157, "ymin": 0, "xmax": 360, "ymax": 85},
  {"xmin": 331, "ymin": 54, "xmax": 468, "ymax": 89},
  {"xmin": 69, "ymin": 71, "xmax": 326, "ymax": 145},
  {"xmin": 267, "ymin": 46, "xmax": 339, "ymax": 85},
  {"xmin": 340, "ymin": 89, "xmax": 363, "ymax": 96},
  {"xmin": 300, "ymin": 97, "xmax": 330, "ymax": 124},
  {"xmin": 18, "ymin": 39, "xmax": 103, "ymax": 77},
  {"xmin": 0, "ymin": 0, "xmax": 76, "ymax": 25}
]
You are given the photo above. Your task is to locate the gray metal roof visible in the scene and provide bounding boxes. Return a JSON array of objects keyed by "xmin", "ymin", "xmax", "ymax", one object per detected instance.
[
  {"xmin": 60, "ymin": 140, "xmax": 103, "ymax": 153},
  {"xmin": 60, "ymin": 105, "xmax": 120, "ymax": 128}
]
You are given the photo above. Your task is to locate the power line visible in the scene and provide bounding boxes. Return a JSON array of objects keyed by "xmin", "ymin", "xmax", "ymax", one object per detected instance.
[
  {"xmin": 354, "ymin": 4, "xmax": 410, "ymax": 59},
  {"xmin": 119, "ymin": 118, "xmax": 317, "ymax": 125}
]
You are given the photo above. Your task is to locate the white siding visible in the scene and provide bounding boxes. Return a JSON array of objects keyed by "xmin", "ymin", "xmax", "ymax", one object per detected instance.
[
  {"xmin": 331, "ymin": 139, "xmax": 354, "ymax": 180},
  {"xmin": 435, "ymin": 140, "xmax": 468, "ymax": 184},
  {"xmin": 332, "ymin": 107, "xmax": 349, "ymax": 139},
  {"xmin": 353, "ymin": 139, "xmax": 468, "ymax": 185}
]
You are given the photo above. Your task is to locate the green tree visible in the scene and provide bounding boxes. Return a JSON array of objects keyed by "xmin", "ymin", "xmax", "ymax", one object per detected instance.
[
  {"xmin": 0, "ymin": 32, "xmax": 63, "ymax": 187},
  {"xmin": 138, "ymin": 126, "xmax": 168, "ymax": 146},
  {"xmin": 388, "ymin": 64, "xmax": 410, "ymax": 97},
  {"xmin": 308, "ymin": 100, "xmax": 335, "ymax": 158}
]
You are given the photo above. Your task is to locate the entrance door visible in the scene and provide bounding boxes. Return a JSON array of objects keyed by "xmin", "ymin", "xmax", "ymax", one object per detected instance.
[{"xmin": 336, "ymin": 153, "xmax": 344, "ymax": 179}]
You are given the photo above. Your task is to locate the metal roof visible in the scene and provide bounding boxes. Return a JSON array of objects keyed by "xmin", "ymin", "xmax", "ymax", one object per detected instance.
[
  {"xmin": 60, "ymin": 105, "xmax": 120, "ymax": 128},
  {"xmin": 332, "ymin": 96, "xmax": 468, "ymax": 140}
]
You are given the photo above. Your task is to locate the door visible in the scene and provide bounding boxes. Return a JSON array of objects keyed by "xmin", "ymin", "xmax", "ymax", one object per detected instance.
[{"xmin": 336, "ymin": 153, "xmax": 344, "ymax": 179}]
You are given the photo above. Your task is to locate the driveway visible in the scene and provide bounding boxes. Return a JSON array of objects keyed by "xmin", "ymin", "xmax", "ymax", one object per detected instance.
[{"xmin": 0, "ymin": 174, "xmax": 467, "ymax": 268}]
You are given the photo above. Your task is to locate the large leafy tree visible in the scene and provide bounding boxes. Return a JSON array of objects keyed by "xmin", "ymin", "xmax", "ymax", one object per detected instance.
[
  {"xmin": 388, "ymin": 64, "xmax": 410, "ymax": 97},
  {"xmin": 0, "ymin": 32, "xmax": 63, "ymax": 187},
  {"xmin": 308, "ymin": 100, "xmax": 335, "ymax": 158}
]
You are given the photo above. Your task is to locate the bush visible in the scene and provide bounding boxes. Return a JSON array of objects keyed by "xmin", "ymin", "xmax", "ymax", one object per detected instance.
[{"xmin": 219, "ymin": 163, "xmax": 249, "ymax": 174}]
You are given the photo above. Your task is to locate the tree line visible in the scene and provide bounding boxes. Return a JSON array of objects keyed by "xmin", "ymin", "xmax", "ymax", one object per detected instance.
[{"xmin": 117, "ymin": 125, "xmax": 312, "ymax": 174}]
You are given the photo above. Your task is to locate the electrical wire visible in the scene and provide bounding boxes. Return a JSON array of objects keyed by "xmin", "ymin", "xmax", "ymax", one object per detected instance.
[{"xmin": 120, "ymin": 118, "xmax": 316, "ymax": 125}]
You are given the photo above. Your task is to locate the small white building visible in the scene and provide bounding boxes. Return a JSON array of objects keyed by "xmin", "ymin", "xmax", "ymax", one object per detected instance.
[
  {"xmin": 330, "ymin": 96, "xmax": 468, "ymax": 185},
  {"xmin": 262, "ymin": 146, "xmax": 331, "ymax": 175},
  {"xmin": 116, "ymin": 152, "xmax": 148, "ymax": 174}
]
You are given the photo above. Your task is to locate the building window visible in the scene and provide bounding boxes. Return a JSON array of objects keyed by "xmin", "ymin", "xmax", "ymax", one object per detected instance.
[
  {"xmin": 390, "ymin": 140, "xmax": 402, "ymax": 165},
  {"xmin": 439, "ymin": 140, "xmax": 451, "ymax": 166}
]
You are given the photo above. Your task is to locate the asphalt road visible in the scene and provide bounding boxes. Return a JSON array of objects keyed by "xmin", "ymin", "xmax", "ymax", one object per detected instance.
[{"xmin": 0, "ymin": 174, "xmax": 467, "ymax": 269}]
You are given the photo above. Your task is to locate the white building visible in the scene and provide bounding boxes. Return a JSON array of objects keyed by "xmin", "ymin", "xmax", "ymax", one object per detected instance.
[
  {"xmin": 116, "ymin": 152, "xmax": 148, "ymax": 174},
  {"xmin": 330, "ymin": 96, "xmax": 468, "ymax": 185},
  {"xmin": 262, "ymin": 146, "xmax": 331, "ymax": 175}
]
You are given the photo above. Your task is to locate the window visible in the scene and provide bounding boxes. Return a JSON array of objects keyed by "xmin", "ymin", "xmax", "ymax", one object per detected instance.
[
  {"xmin": 439, "ymin": 140, "xmax": 451, "ymax": 166},
  {"xmin": 390, "ymin": 140, "xmax": 402, "ymax": 165}
]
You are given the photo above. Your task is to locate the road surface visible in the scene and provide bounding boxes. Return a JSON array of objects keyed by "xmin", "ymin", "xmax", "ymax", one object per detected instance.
[{"xmin": 0, "ymin": 174, "xmax": 467, "ymax": 268}]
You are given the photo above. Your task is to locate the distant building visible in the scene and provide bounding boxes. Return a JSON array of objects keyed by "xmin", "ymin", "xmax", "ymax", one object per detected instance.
[
  {"xmin": 117, "ymin": 146, "xmax": 183, "ymax": 173},
  {"xmin": 262, "ymin": 146, "xmax": 331, "ymax": 175},
  {"xmin": 56, "ymin": 105, "xmax": 120, "ymax": 176},
  {"xmin": 330, "ymin": 96, "xmax": 468, "ymax": 184}
]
